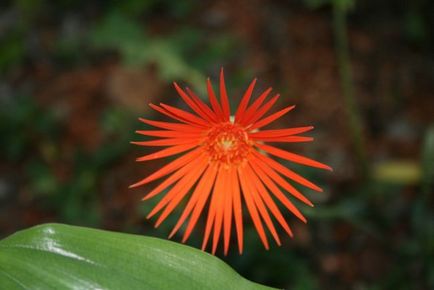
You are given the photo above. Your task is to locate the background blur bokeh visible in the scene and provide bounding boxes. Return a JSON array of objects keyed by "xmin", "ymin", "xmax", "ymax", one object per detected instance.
[{"xmin": 0, "ymin": 0, "xmax": 433, "ymax": 289}]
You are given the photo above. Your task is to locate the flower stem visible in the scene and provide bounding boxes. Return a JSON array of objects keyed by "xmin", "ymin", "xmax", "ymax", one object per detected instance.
[{"xmin": 332, "ymin": 3, "xmax": 369, "ymax": 179}]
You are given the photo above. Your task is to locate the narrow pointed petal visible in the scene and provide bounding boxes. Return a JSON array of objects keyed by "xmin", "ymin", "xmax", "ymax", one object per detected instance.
[
  {"xmin": 231, "ymin": 167, "xmax": 243, "ymax": 254},
  {"xmin": 247, "ymin": 161, "xmax": 293, "ymax": 237},
  {"xmin": 147, "ymin": 169, "xmax": 195, "ymax": 219},
  {"xmin": 136, "ymin": 143, "xmax": 198, "ymax": 162},
  {"xmin": 182, "ymin": 164, "xmax": 218, "ymax": 243},
  {"xmin": 149, "ymin": 103, "xmax": 204, "ymax": 128},
  {"xmin": 185, "ymin": 87, "xmax": 218, "ymax": 122},
  {"xmin": 202, "ymin": 165, "xmax": 223, "ymax": 251},
  {"xmin": 148, "ymin": 157, "xmax": 207, "ymax": 221},
  {"xmin": 160, "ymin": 103, "xmax": 210, "ymax": 127},
  {"xmin": 131, "ymin": 138, "xmax": 200, "ymax": 147},
  {"xmin": 244, "ymin": 94, "xmax": 280, "ymax": 126},
  {"xmin": 249, "ymin": 154, "xmax": 313, "ymax": 207},
  {"xmin": 254, "ymin": 136, "xmax": 314, "ymax": 143},
  {"xmin": 253, "ymin": 151, "xmax": 322, "ymax": 192},
  {"xmin": 249, "ymin": 157, "xmax": 307, "ymax": 223},
  {"xmin": 239, "ymin": 87, "xmax": 272, "ymax": 125},
  {"xmin": 238, "ymin": 167, "xmax": 269, "ymax": 250},
  {"xmin": 219, "ymin": 68, "xmax": 230, "ymax": 121},
  {"xmin": 223, "ymin": 168, "xmax": 233, "ymax": 255},
  {"xmin": 255, "ymin": 143, "xmax": 332, "ymax": 171},
  {"xmin": 142, "ymin": 168, "xmax": 183, "ymax": 201},
  {"xmin": 173, "ymin": 82, "xmax": 214, "ymax": 122},
  {"xmin": 207, "ymin": 78, "xmax": 224, "ymax": 121},
  {"xmin": 136, "ymin": 130, "xmax": 202, "ymax": 138},
  {"xmin": 142, "ymin": 153, "xmax": 204, "ymax": 201},
  {"xmin": 155, "ymin": 158, "xmax": 208, "ymax": 227},
  {"xmin": 169, "ymin": 165, "xmax": 217, "ymax": 238},
  {"xmin": 244, "ymin": 164, "xmax": 281, "ymax": 246},
  {"xmin": 235, "ymin": 78, "xmax": 257, "ymax": 122},
  {"xmin": 249, "ymin": 126, "xmax": 314, "ymax": 138},
  {"xmin": 139, "ymin": 118, "xmax": 203, "ymax": 132},
  {"xmin": 212, "ymin": 167, "xmax": 227, "ymax": 254},
  {"xmin": 249, "ymin": 105, "xmax": 295, "ymax": 130},
  {"xmin": 129, "ymin": 148, "xmax": 202, "ymax": 188}
]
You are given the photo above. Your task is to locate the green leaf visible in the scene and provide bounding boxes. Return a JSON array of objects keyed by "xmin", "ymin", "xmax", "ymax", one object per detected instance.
[{"xmin": 0, "ymin": 224, "xmax": 276, "ymax": 290}]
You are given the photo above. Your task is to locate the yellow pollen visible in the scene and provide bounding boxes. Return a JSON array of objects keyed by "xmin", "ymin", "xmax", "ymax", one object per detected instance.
[
  {"xmin": 203, "ymin": 122, "xmax": 251, "ymax": 166},
  {"xmin": 220, "ymin": 139, "xmax": 234, "ymax": 151}
]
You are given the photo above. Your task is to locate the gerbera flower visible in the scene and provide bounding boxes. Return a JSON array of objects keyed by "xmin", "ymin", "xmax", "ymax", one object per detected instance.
[{"xmin": 131, "ymin": 69, "xmax": 331, "ymax": 255}]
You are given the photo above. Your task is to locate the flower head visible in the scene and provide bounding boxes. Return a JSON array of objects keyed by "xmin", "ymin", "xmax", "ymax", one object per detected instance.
[{"xmin": 131, "ymin": 69, "xmax": 331, "ymax": 255}]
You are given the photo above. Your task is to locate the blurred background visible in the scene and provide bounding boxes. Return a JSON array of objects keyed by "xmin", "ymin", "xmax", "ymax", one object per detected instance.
[{"xmin": 0, "ymin": 0, "xmax": 433, "ymax": 289}]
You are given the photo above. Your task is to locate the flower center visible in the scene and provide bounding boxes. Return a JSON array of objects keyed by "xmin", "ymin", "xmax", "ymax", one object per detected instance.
[{"xmin": 203, "ymin": 122, "xmax": 252, "ymax": 167}]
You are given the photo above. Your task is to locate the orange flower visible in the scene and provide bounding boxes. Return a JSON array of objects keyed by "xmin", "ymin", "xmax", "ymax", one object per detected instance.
[{"xmin": 131, "ymin": 69, "xmax": 331, "ymax": 255}]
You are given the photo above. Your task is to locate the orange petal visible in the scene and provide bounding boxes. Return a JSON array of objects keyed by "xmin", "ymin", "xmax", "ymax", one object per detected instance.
[
  {"xmin": 131, "ymin": 138, "xmax": 200, "ymax": 147},
  {"xmin": 185, "ymin": 87, "xmax": 218, "ymax": 122},
  {"xmin": 135, "ymin": 130, "xmax": 202, "ymax": 138},
  {"xmin": 149, "ymin": 103, "xmax": 204, "ymax": 128},
  {"xmin": 212, "ymin": 167, "xmax": 227, "ymax": 254},
  {"xmin": 249, "ymin": 105, "xmax": 295, "ymax": 130},
  {"xmin": 223, "ymin": 168, "xmax": 233, "ymax": 255},
  {"xmin": 230, "ymin": 166, "xmax": 243, "ymax": 254},
  {"xmin": 249, "ymin": 154, "xmax": 313, "ymax": 207},
  {"xmin": 182, "ymin": 164, "xmax": 218, "ymax": 243},
  {"xmin": 244, "ymin": 94, "xmax": 279, "ymax": 125},
  {"xmin": 219, "ymin": 68, "xmax": 230, "ymax": 121},
  {"xmin": 148, "ymin": 157, "xmax": 207, "ymax": 221},
  {"xmin": 169, "ymin": 165, "xmax": 217, "ymax": 239},
  {"xmin": 249, "ymin": 126, "xmax": 314, "ymax": 138},
  {"xmin": 154, "ymin": 158, "xmax": 208, "ymax": 227},
  {"xmin": 142, "ymin": 153, "xmax": 204, "ymax": 201},
  {"xmin": 160, "ymin": 103, "xmax": 210, "ymax": 127},
  {"xmin": 253, "ymin": 151, "xmax": 322, "ymax": 192},
  {"xmin": 207, "ymin": 78, "xmax": 224, "ymax": 121},
  {"xmin": 202, "ymin": 165, "xmax": 223, "ymax": 251},
  {"xmin": 254, "ymin": 136, "xmax": 314, "ymax": 143},
  {"xmin": 129, "ymin": 148, "xmax": 202, "ymax": 188},
  {"xmin": 249, "ymin": 157, "xmax": 307, "ymax": 223},
  {"xmin": 247, "ymin": 161, "xmax": 293, "ymax": 237},
  {"xmin": 234, "ymin": 78, "xmax": 257, "ymax": 122},
  {"xmin": 238, "ymin": 87, "xmax": 272, "ymax": 125},
  {"xmin": 255, "ymin": 143, "xmax": 332, "ymax": 171},
  {"xmin": 244, "ymin": 163, "xmax": 281, "ymax": 246},
  {"xmin": 136, "ymin": 143, "xmax": 198, "ymax": 162},
  {"xmin": 237, "ymin": 166, "xmax": 269, "ymax": 250},
  {"xmin": 139, "ymin": 118, "xmax": 203, "ymax": 132},
  {"xmin": 173, "ymin": 82, "xmax": 214, "ymax": 123}
]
